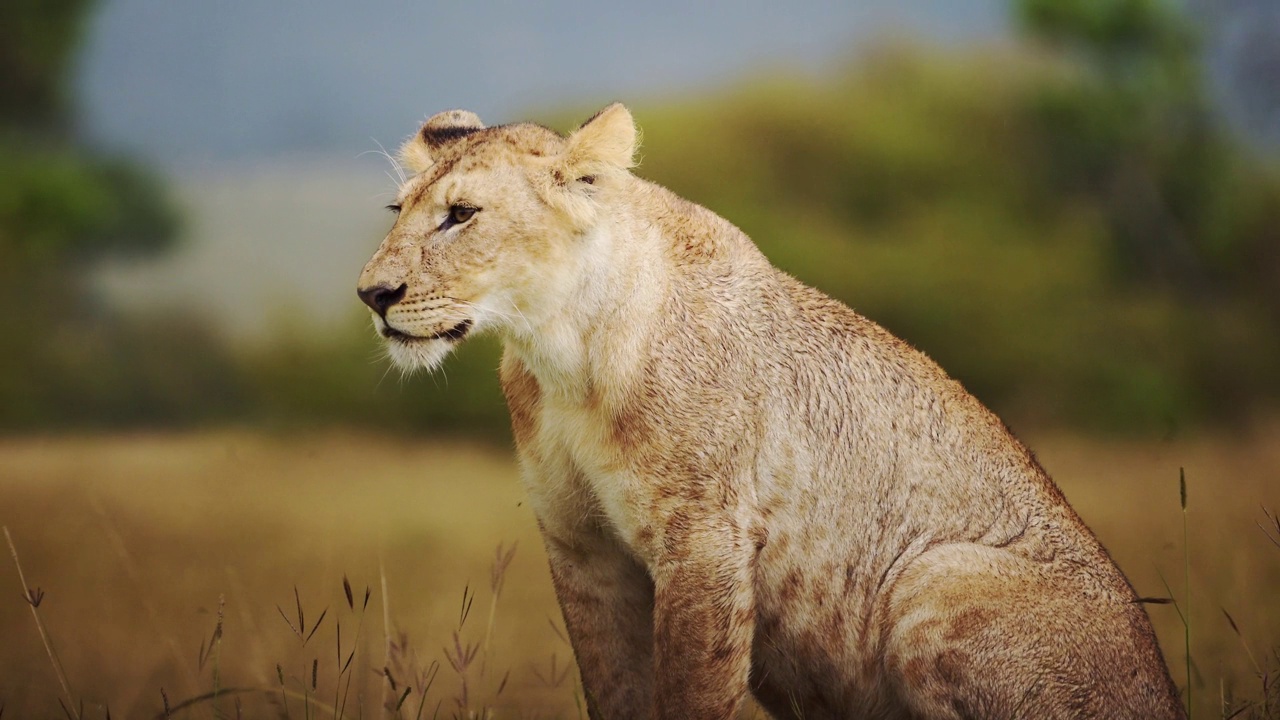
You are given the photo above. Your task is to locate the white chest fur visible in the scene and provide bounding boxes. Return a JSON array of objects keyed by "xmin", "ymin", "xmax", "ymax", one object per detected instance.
[{"xmin": 525, "ymin": 392, "xmax": 653, "ymax": 565}]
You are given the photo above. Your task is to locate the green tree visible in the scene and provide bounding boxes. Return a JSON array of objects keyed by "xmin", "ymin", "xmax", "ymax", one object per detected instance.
[
  {"xmin": 0, "ymin": 0, "xmax": 179, "ymax": 269},
  {"xmin": 0, "ymin": 0, "xmax": 92, "ymax": 129},
  {"xmin": 0, "ymin": 0, "xmax": 245, "ymax": 429},
  {"xmin": 1016, "ymin": 0, "xmax": 1280, "ymax": 306}
]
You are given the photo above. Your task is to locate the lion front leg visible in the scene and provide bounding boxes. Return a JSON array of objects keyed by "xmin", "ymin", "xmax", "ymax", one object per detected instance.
[
  {"xmin": 543, "ymin": 530, "xmax": 656, "ymax": 720},
  {"xmin": 651, "ymin": 520, "xmax": 757, "ymax": 720}
]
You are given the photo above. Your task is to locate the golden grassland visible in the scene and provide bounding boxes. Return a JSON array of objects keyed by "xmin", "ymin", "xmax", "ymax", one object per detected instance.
[{"xmin": 0, "ymin": 426, "xmax": 1277, "ymax": 718}]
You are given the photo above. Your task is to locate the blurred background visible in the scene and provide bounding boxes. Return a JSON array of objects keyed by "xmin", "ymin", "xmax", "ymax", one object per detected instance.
[
  {"xmin": 3, "ymin": 0, "xmax": 1280, "ymax": 435},
  {"xmin": 1, "ymin": 0, "xmax": 1278, "ymax": 717}
]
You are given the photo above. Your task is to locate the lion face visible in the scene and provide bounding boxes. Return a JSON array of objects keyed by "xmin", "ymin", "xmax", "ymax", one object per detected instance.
[{"xmin": 356, "ymin": 105, "xmax": 637, "ymax": 371}]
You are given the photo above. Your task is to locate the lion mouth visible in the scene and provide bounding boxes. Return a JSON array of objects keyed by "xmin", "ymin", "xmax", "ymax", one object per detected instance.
[{"xmin": 382, "ymin": 318, "xmax": 473, "ymax": 343}]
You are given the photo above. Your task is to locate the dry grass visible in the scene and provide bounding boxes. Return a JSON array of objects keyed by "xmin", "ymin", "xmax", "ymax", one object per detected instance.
[
  {"xmin": 0, "ymin": 432, "xmax": 567, "ymax": 718},
  {"xmin": 0, "ymin": 425, "xmax": 1277, "ymax": 718}
]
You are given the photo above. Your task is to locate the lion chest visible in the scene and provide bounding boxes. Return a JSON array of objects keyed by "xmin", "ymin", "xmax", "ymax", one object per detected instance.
[{"xmin": 518, "ymin": 391, "xmax": 658, "ymax": 563}]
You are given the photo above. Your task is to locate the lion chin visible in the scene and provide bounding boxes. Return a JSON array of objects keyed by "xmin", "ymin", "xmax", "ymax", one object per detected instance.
[{"xmin": 383, "ymin": 334, "xmax": 455, "ymax": 373}]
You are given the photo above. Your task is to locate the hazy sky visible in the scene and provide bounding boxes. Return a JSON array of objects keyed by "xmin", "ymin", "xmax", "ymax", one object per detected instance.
[{"xmin": 74, "ymin": 0, "xmax": 1008, "ymax": 166}]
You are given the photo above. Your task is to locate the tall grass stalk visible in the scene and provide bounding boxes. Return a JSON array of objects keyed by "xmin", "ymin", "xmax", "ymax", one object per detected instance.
[
  {"xmin": 4, "ymin": 526, "xmax": 79, "ymax": 720},
  {"xmin": 1156, "ymin": 470, "xmax": 1194, "ymax": 718},
  {"xmin": 1181, "ymin": 468, "xmax": 1191, "ymax": 718},
  {"xmin": 380, "ymin": 554, "xmax": 392, "ymax": 720},
  {"xmin": 195, "ymin": 594, "xmax": 226, "ymax": 714},
  {"xmin": 481, "ymin": 542, "xmax": 517, "ymax": 681},
  {"xmin": 336, "ymin": 575, "xmax": 371, "ymax": 720}
]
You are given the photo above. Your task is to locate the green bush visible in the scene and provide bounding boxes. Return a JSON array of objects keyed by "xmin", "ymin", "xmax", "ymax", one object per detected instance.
[{"xmin": 626, "ymin": 45, "xmax": 1280, "ymax": 432}]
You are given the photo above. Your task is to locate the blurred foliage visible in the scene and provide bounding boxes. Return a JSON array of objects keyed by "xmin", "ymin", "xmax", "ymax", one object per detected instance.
[
  {"xmin": 243, "ymin": 326, "xmax": 511, "ymax": 440},
  {"xmin": 0, "ymin": 0, "xmax": 91, "ymax": 128},
  {"xmin": 0, "ymin": 0, "xmax": 240, "ymax": 431},
  {"xmin": 0, "ymin": 137, "xmax": 179, "ymax": 264},
  {"xmin": 627, "ymin": 38, "xmax": 1280, "ymax": 431},
  {"xmin": 1017, "ymin": 0, "xmax": 1271, "ymax": 296},
  {"xmin": 2, "ymin": 0, "xmax": 1277, "ymax": 436}
]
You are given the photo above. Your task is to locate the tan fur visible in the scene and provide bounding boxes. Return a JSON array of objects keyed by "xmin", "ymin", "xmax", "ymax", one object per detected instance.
[{"xmin": 357, "ymin": 104, "xmax": 1184, "ymax": 719}]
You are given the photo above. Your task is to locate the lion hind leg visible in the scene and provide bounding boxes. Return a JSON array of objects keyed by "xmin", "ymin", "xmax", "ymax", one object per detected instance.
[{"xmin": 881, "ymin": 543, "xmax": 1182, "ymax": 720}]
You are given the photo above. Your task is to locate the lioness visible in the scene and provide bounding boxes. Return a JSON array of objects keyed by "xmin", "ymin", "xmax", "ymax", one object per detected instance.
[{"xmin": 357, "ymin": 104, "xmax": 1183, "ymax": 719}]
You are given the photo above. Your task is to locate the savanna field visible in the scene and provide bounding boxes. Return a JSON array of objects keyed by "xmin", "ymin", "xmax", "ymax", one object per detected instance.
[{"xmin": 2, "ymin": 425, "xmax": 1278, "ymax": 718}]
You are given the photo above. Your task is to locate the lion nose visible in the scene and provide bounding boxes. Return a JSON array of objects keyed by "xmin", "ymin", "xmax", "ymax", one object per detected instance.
[{"xmin": 356, "ymin": 283, "xmax": 407, "ymax": 315}]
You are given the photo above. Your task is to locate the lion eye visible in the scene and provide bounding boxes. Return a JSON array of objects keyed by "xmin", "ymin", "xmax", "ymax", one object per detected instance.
[{"xmin": 449, "ymin": 204, "xmax": 478, "ymax": 225}]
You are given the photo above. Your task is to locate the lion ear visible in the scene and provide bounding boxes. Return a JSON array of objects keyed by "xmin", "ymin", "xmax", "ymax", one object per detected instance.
[
  {"xmin": 398, "ymin": 110, "xmax": 485, "ymax": 174},
  {"xmin": 565, "ymin": 103, "xmax": 637, "ymax": 173}
]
